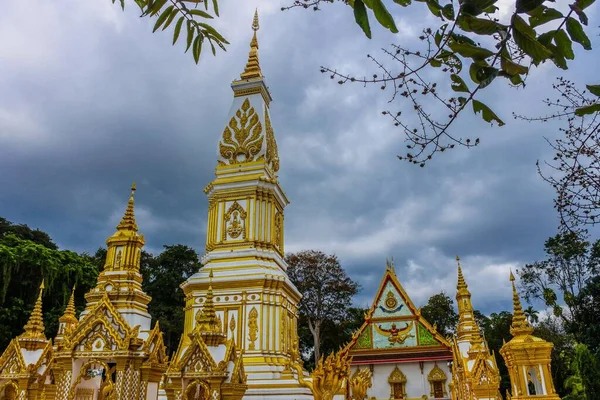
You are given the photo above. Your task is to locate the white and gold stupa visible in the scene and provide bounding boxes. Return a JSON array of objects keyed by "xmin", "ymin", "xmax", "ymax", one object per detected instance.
[{"xmin": 176, "ymin": 10, "xmax": 313, "ymax": 399}]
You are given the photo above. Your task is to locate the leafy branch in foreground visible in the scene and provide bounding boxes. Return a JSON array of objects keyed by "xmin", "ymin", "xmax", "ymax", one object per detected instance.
[
  {"xmin": 285, "ymin": 0, "xmax": 595, "ymax": 165},
  {"xmin": 515, "ymin": 78, "xmax": 600, "ymax": 231},
  {"xmin": 111, "ymin": 0, "xmax": 229, "ymax": 63}
]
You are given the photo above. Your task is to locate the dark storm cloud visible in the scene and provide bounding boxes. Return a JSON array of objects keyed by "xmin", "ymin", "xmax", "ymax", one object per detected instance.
[{"xmin": 1, "ymin": 0, "xmax": 597, "ymax": 314}]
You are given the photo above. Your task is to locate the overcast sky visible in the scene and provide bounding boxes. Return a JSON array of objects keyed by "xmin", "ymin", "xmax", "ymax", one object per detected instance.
[{"xmin": 1, "ymin": 0, "xmax": 598, "ymax": 313}]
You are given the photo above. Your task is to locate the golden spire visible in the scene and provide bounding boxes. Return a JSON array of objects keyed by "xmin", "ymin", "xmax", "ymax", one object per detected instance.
[
  {"xmin": 116, "ymin": 182, "xmax": 138, "ymax": 232},
  {"xmin": 456, "ymin": 255, "xmax": 467, "ymax": 292},
  {"xmin": 509, "ymin": 271, "xmax": 534, "ymax": 337},
  {"xmin": 21, "ymin": 281, "xmax": 46, "ymax": 340},
  {"xmin": 59, "ymin": 286, "xmax": 78, "ymax": 325},
  {"xmin": 239, "ymin": 9, "xmax": 263, "ymax": 80},
  {"xmin": 455, "ymin": 256, "xmax": 483, "ymax": 347},
  {"xmin": 193, "ymin": 269, "xmax": 226, "ymax": 345}
]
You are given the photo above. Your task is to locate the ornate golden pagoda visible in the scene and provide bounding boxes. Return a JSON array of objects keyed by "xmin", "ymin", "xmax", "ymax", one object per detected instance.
[
  {"xmin": 178, "ymin": 10, "xmax": 311, "ymax": 398},
  {"xmin": 450, "ymin": 256, "xmax": 502, "ymax": 400},
  {"xmin": 165, "ymin": 270, "xmax": 247, "ymax": 399},
  {"xmin": 0, "ymin": 282, "xmax": 54, "ymax": 399},
  {"xmin": 48, "ymin": 184, "xmax": 168, "ymax": 400},
  {"xmin": 499, "ymin": 272, "xmax": 560, "ymax": 399}
]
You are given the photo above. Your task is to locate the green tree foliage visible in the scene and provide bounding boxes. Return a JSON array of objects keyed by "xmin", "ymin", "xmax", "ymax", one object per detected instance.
[
  {"xmin": 563, "ymin": 343, "xmax": 600, "ymax": 400},
  {"xmin": 113, "ymin": 0, "xmax": 228, "ymax": 64},
  {"xmin": 286, "ymin": 0, "xmax": 596, "ymax": 165},
  {"xmin": 535, "ymin": 316, "xmax": 576, "ymax": 397},
  {"xmin": 141, "ymin": 244, "xmax": 202, "ymax": 355},
  {"xmin": 420, "ymin": 291, "xmax": 458, "ymax": 336},
  {"xmin": 286, "ymin": 250, "xmax": 360, "ymax": 363},
  {"xmin": 571, "ymin": 275, "xmax": 600, "ymax": 355},
  {"xmin": 519, "ymin": 232, "xmax": 600, "ymax": 331},
  {"xmin": 0, "ymin": 218, "xmax": 99, "ymax": 350},
  {"xmin": 298, "ymin": 306, "xmax": 367, "ymax": 370}
]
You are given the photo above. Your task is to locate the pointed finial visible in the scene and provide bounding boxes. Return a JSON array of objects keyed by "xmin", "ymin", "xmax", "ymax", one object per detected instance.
[
  {"xmin": 509, "ymin": 270, "xmax": 534, "ymax": 337},
  {"xmin": 116, "ymin": 182, "xmax": 138, "ymax": 232},
  {"xmin": 239, "ymin": 10, "xmax": 263, "ymax": 80},
  {"xmin": 456, "ymin": 256, "xmax": 467, "ymax": 290},
  {"xmin": 386, "ymin": 257, "xmax": 396, "ymax": 275},
  {"xmin": 252, "ymin": 8, "xmax": 259, "ymax": 31},
  {"xmin": 21, "ymin": 281, "xmax": 46, "ymax": 340},
  {"xmin": 59, "ymin": 285, "xmax": 78, "ymax": 326}
]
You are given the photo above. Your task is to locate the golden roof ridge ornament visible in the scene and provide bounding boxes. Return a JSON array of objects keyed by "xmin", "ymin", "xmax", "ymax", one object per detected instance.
[
  {"xmin": 509, "ymin": 270, "xmax": 534, "ymax": 337},
  {"xmin": 385, "ymin": 257, "xmax": 396, "ymax": 275},
  {"xmin": 21, "ymin": 281, "xmax": 46, "ymax": 340},
  {"xmin": 193, "ymin": 269, "xmax": 226, "ymax": 346},
  {"xmin": 239, "ymin": 9, "xmax": 263, "ymax": 80},
  {"xmin": 116, "ymin": 182, "xmax": 138, "ymax": 232}
]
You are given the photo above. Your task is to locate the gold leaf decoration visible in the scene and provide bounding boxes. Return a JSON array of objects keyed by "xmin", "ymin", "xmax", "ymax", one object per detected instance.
[
  {"xmin": 264, "ymin": 110, "xmax": 279, "ymax": 172},
  {"xmin": 219, "ymin": 98, "xmax": 263, "ymax": 164},
  {"xmin": 248, "ymin": 307, "xmax": 258, "ymax": 350}
]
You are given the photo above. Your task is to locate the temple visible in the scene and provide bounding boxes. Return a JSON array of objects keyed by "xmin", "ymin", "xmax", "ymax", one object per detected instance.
[
  {"xmin": 0, "ymin": 10, "xmax": 563, "ymax": 400},
  {"xmin": 346, "ymin": 259, "xmax": 453, "ymax": 399}
]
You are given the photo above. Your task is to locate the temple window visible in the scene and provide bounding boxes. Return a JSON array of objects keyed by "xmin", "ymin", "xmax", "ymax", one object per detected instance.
[
  {"xmin": 428, "ymin": 364, "xmax": 448, "ymax": 398},
  {"xmin": 388, "ymin": 366, "xmax": 407, "ymax": 400},
  {"xmin": 526, "ymin": 366, "xmax": 543, "ymax": 395}
]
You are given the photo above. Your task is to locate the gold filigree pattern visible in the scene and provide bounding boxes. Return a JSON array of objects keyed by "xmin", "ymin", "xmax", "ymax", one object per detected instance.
[
  {"xmin": 274, "ymin": 212, "xmax": 283, "ymax": 249},
  {"xmin": 223, "ymin": 201, "xmax": 247, "ymax": 241},
  {"xmin": 219, "ymin": 99, "xmax": 263, "ymax": 165},
  {"xmin": 384, "ymin": 290, "xmax": 398, "ymax": 309},
  {"xmin": 264, "ymin": 110, "xmax": 279, "ymax": 172},
  {"xmin": 247, "ymin": 307, "xmax": 258, "ymax": 350}
]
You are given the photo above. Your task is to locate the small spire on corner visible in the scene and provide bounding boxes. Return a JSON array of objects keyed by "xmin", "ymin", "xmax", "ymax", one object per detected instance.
[{"xmin": 116, "ymin": 182, "xmax": 138, "ymax": 232}]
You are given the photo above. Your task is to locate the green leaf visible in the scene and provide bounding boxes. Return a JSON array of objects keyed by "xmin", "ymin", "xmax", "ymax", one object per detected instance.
[
  {"xmin": 461, "ymin": 0, "xmax": 498, "ymax": 16},
  {"xmin": 450, "ymin": 33, "xmax": 477, "ymax": 46},
  {"xmin": 460, "ymin": 16, "xmax": 507, "ymax": 34},
  {"xmin": 575, "ymin": 103, "xmax": 600, "ymax": 116},
  {"xmin": 570, "ymin": 4, "xmax": 588, "ymax": 25},
  {"xmin": 537, "ymin": 30, "xmax": 555, "ymax": 46},
  {"xmin": 173, "ymin": 16, "xmax": 185, "ymax": 45},
  {"xmin": 209, "ymin": 40, "xmax": 216, "ymax": 56},
  {"xmin": 212, "ymin": 0, "xmax": 220, "ymax": 16},
  {"xmin": 566, "ymin": 17, "xmax": 591, "ymax": 50},
  {"xmin": 430, "ymin": 58, "xmax": 442, "ymax": 67},
  {"xmin": 148, "ymin": 0, "xmax": 167, "ymax": 16},
  {"xmin": 516, "ymin": 0, "xmax": 545, "ymax": 13},
  {"xmin": 162, "ymin": 6, "xmax": 179, "ymax": 30},
  {"xmin": 198, "ymin": 23, "xmax": 229, "ymax": 43},
  {"xmin": 427, "ymin": 0, "xmax": 443, "ymax": 18},
  {"xmin": 449, "ymin": 41, "xmax": 495, "ymax": 59},
  {"xmin": 442, "ymin": 3, "xmax": 455, "ymax": 19},
  {"xmin": 372, "ymin": 0, "xmax": 399, "ymax": 33},
  {"xmin": 510, "ymin": 74, "xmax": 525, "ymax": 86},
  {"xmin": 529, "ymin": 7, "xmax": 563, "ymax": 27},
  {"xmin": 153, "ymin": 5, "xmax": 173, "ymax": 33},
  {"xmin": 554, "ymin": 29, "xmax": 575, "ymax": 59},
  {"xmin": 472, "ymin": 100, "xmax": 505, "ymax": 125},
  {"xmin": 192, "ymin": 35, "xmax": 203, "ymax": 64},
  {"xmin": 575, "ymin": 0, "xmax": 594, "ymax": 10},
  {"xmin": 185, "ymin": 20, "xmax": 194, "ymax": 53},
  {"xmin": 450, "ymin": 74, "xmax": 470, "ymax": 92},
  {"xmin": 501, "ymin": 56, "xmax": 529, "ymax": 75},
  {"xmin": 438, "ymin": 50, "xmax": 463, "ymax": 72},
  {"xmin": 476, "ymin": 66, "xmax": 498, "ymax": 88},
  {"xmin": 353, "ymin": 0, "xmax": 372, "ymax": 39},
  {"xmin": 511, "ymin": 14, "xmax": 553, "ymax": 64},
  {"xmin": 394, "ymin": 0, "xmax": 412, "ymax": 6},
  {"xmin": 586, "ymin": 85, "xmax": 600, "ymax": 97},
  {"xmin": 189, "ymin": 9, "xmax": 214, "ymax": 19}
]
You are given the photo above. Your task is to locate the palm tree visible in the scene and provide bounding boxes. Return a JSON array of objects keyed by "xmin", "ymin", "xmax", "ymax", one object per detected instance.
[{"xmin": 524, "ymin": 306, "xmax": 539, "ymax": 325}]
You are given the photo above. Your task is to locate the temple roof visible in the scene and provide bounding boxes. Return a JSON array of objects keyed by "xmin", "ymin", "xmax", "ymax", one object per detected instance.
[{"xmin": 347, "ymin": 259, "xmax": 451, "ymax": 363}]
